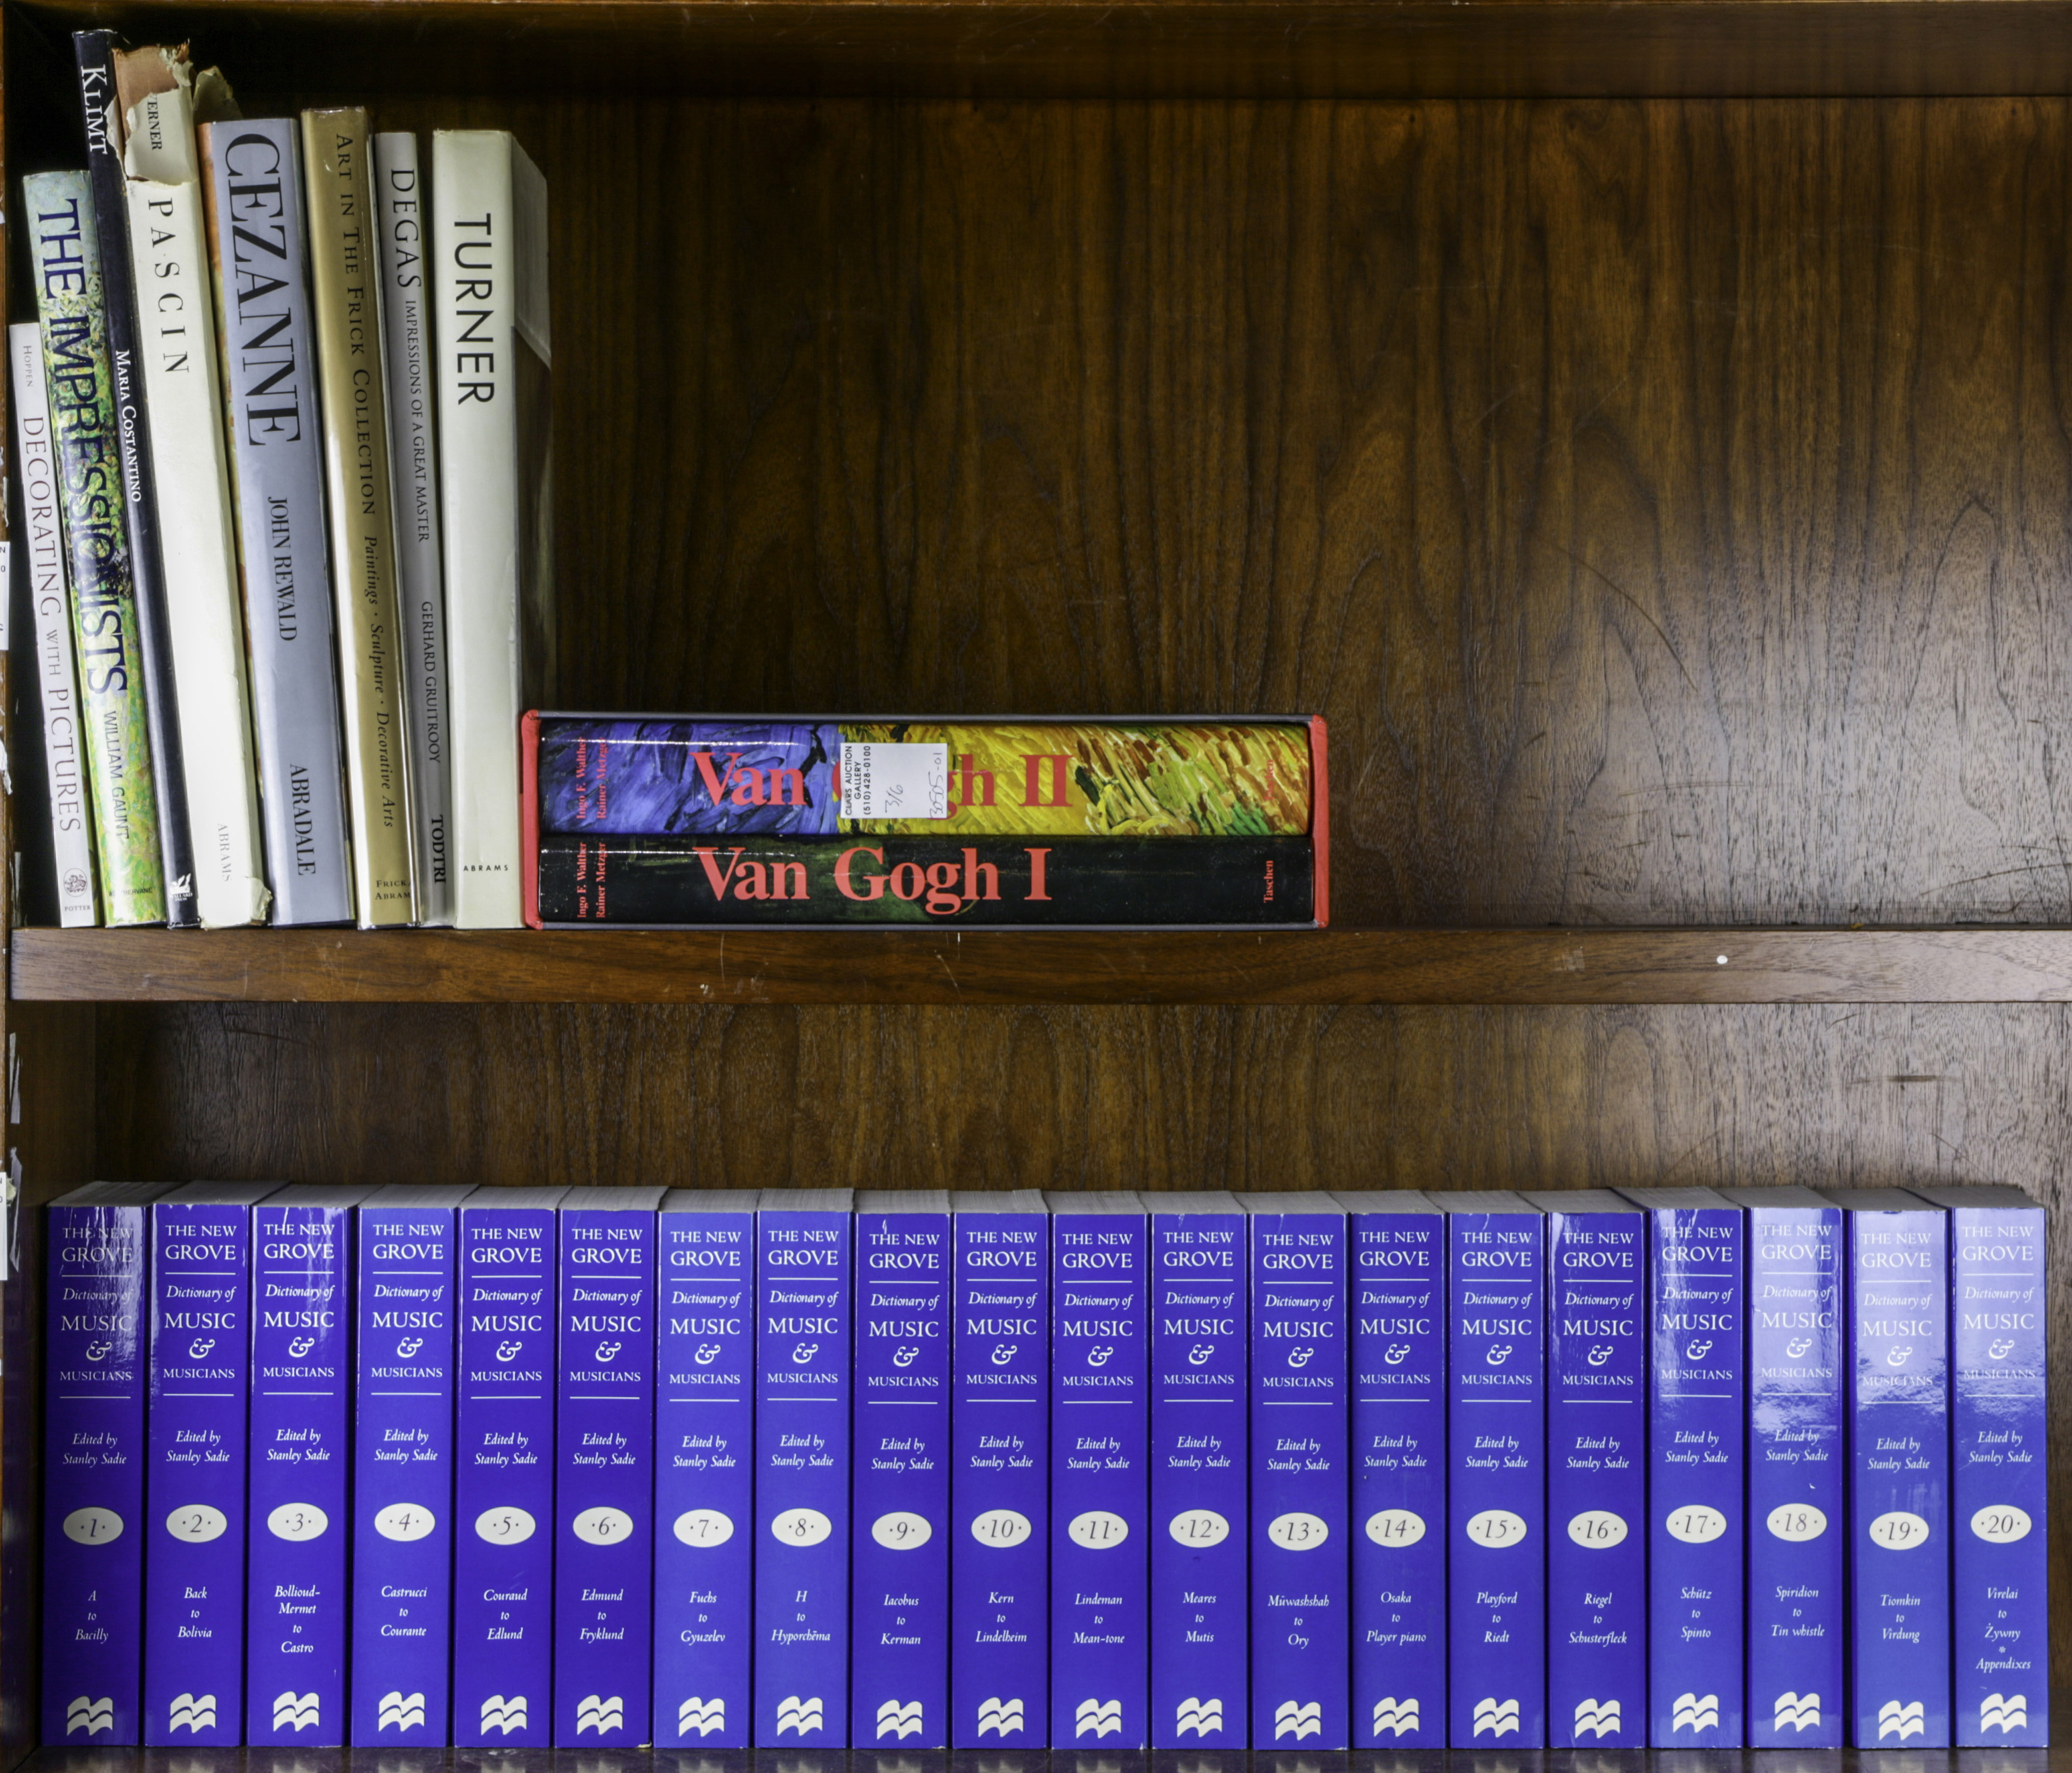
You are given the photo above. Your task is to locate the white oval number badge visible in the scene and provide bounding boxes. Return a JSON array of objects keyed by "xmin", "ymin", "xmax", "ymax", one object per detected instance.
[
  {"xmin": 1665, "ymin": 1505, "xmax": 1728, "ymax": 1545},
  {"xmin": 1067, "ymin": 1509, "xmax": 1129, "ymax": 1550},
  {"xmin": 165, "ymin": 1504, "xmax": 227, "ymax": 1544},
  {"xmin": 62, "ymin": 1506, "xmax": 124, "ymax": 1547},
  {"xmin": 1567, "ymin": 1510, "xmax": 1628, "ymax": 1550},
  {"xmin": 1971, "ymin": 1505, "xmax": 2032, "ymax": 1544},
  {"xmin": 673, "ymin": 1508, "xmax": 734, "ymax": 1548},
  {"xmin": 771, "ymin": 1506, "xmax": 833, "ymax": 1547},
  {"xmin": 375, "ymin": 1503, "xmax": 437, "ymax": 1543},
  {"xmin": 572, "ymin": 1506, "xmax": 633, "ymax": 1546},
  {"xmin": 1365, "ymin": 1508, "xmax": 1426, "ymax": 1548},
  {"xmin": 872, "ymin": 1511, "xmax": 933, "ymax": 1551},
  {"xmin": 1767, "ymin": 1504, "xmax": 1828, "ymax": 1543},
  {"xmin": 1169, "ymin": 1509, "xmax": 1231, "ymax": 1548},
  {"xmin": 267, "ymin": 1503, "xmax": 329, "ymax": 1543},
  {"xmin": 1269, "ymin": 1511, "xmax": 1330, "ymax": 1551},
  {"xmin": 970, "ymin": 1507, "xmax": 1032, "ymax": 1549},
  {"xmin": 476, "ymin": 1506, "xmax": 538, "ymax": 1546},
  {"xmin": 1869, "ymin": 1509, "xmax": 1931, "ymax": 1551},
  {"xmin": 1464, "ymin": 1508, "xmax": 1528, "ymax": 1547}
]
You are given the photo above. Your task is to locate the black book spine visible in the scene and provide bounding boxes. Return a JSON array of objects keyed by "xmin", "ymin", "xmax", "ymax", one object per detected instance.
[
  {"xmin": 536, "ymin": 834, "xmax": 1318, "ymax": 927},
  {"xmin": 74, "ymin": 30, "xmax": 197, "ymax": 925}
]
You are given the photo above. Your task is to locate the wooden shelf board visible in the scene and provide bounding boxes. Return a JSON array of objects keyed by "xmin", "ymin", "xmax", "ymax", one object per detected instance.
[{"xmin": 15, "ymin": 925, "xmax": 2072, "ymax": 1005}]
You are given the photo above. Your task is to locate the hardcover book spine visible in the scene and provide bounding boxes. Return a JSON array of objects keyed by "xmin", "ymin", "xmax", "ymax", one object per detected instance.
[
  {"xmin": 43, "ymin": 1199, "xmax": 151, "ymax": 1743},
  {"xmin": 1846, "ymin": 1206, "xmax": 1951, "ymax": 1747},
  {"xmin": 653, "ymin": 1205, "xmax": 755, "ymax": 1748},
  {"xmin": 754, "ymin": 1204, "xmax": 853, "ymax": 1743},
  {"xmin": 373, "ymin": 131, "xmax": 453, "ymax": 926},
  {"xmin": 144, "ymin": 1199, "xmax": 253, "ymax": 1743},
  {"xmin": 1249, "ymin": 1207, "xmax": 1349, "ymax": 1749},
  {"xmin": 1744, "ymin": 1201, "xmax": 1844, "ymax": 1747},
  {"xmin": 246, "ymin": 1201, "xmax": 352, "ymax": 1744},
  {"xmin": 851, "ymin": 1206, "xmax": 953, "ymax": 1747},
  {"xmin": 553, "ymin": 1204, "xmax": 658, "ymax": 1744},
  {"xmin": 1148, "ymin": 1208, "xmax": 1246, "ymax": 1748},
  {"xmin": 1545, "ymin": 1210, "xmax": 1645, "ymax": 1747},
  {"xmin": 73, "ymin": 30, "xmax": 193, "ymax": 925},
  {"xmin": 452, "ymin": 1201, "xmax": 558, "ymax": 1745},
  {"xmin": 1446, "ymin": 1207, "xmax": 1546, "ymax": 1748},
  {"xmin": 950, "ymin": 1207, "xmax": 1049, "ymax": 1747},
  {"xmin": 302, "ymin": 106, "xmax": 417, "ymax": 927},
  {"xmin": 1051, "ymin": 1209, "xmax": 1151, "ymax": 1749},
  {"xmin": 1945, "ymin": 1201, "xmax": 2043, "ymax": 1744},
  {"xmin": 197, "ymin": 118, "xmax": 355, "ymax": 927},
  {"xmin": 350, "ymin": 1203, "xmax": 458, "ymax": 1743},
  {"xmin": 1348, "ymin": 1210, "xmax": 1445, "ymax": 1747},
  {"xmin": 11, "ymin": 322, "xmax": 99, "ymax": 925},
  {"xmin": 23, "ymin": 171, "xmax": 165, "ymax": 925}
]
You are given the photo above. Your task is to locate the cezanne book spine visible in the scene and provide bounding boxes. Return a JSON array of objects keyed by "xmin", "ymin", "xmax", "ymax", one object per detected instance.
[
  {"xmin": 950, "ymin": 1206, "xmax": 1049, "ymax": 1746},
  {"xmin": 1545, "ymin": 1207, "xmax": 1645, "ymax": 1747},
  {"xmin": 553, "ymin": 1203, "xmax": 658, "ymax": 1745},
  {"xmin": 73, "ymin": 30, "xmax": 194, "ymax": 924},
  {"xmin": 1348, "ymin": 1206, "xmax": 1444, "ymax": 1748},
  {"xmin": 653, "ymin": 1203, "xmax": 755, "ymax": 1748},
  {"xmin": 43, "ymin": 1199, "xmax": 151, "ymax": 1742},
  {"xmin": 197, "ymin": 118, "xmax": 355, "ymax": 926},
  {"xmin": 452, "ymin": 1198, "xmax": 557, "ymax": 1745},
  {"xmin": 144, "ymin": 1199, "xmax": 253, "ymax": 1742},
  {"xmin": 753, "ymin": 1204, "xmax": 853, "ymax": 1743},
  {"xmin": 851, "ymin": 1205, "xmax": 952, "ymax": 1747},
  {"xmin": 246, "ymin": 1200, "xmax": 352, "ymax": 1743},
  {"xmin": 350, "ymin": 1203, "xmax": 458, "ymax": 1742},
  {"xmin": 1148, "ymin": 1205, "xmax": 1246, "ymax": 1748},
  {"xmin": 1051, "ymin": 1208, "xmax": 1150, "ymax": 1748},
  {"xmin": 1744, "ymin": 1200, "xmax": 1844, "ymax": 1747}
]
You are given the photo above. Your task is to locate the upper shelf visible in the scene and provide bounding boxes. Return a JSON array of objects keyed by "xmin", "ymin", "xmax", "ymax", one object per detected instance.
[{"xmin": 16, "ymin": 926, "xmax": 2072, "ymax": 1005}]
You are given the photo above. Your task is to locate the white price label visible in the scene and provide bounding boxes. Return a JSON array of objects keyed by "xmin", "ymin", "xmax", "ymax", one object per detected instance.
[
  {"xmin": 1567, "ymin": 1510, "xmax": 1628, "ymax": 1549},
  {"xmin": 165, "ymin": 1504, "xmax": 227, "ymax": 1544},
  {"xmin": 1067, "ymin": 1509, "xmax": 1130, "ymax": 1550},
  {"xmin": 673, "ymin": 1508, "xmax": 734, "ymax": 1548},
  {"xmin": 1868, "ymin": 1509, "xmax": 1931, "ymax": 1551},
  {"xmin": 840, "ymin": 742, "xmax": 949, "ymax": 819},
  {"xmin": 476, "ymin": 1506, "xmax": 537, "ymax": 1545},
  {"xmin": 970, "ymin": 1507, "xmax": 1032, "ymax": 1548},
  {"xmin": 267, "ymin": 1503, "xmax": 329, "ymax": 1542},
  {"xmin": 1767, "ymin": 1504, "xmax": 1828, "ymax": 1543},
  {"xmin": 871, "ymin": 1511, "xmax": 933, "ymax": 1550},
  {"xmin": 62, "ymin": 1506, "xmax": 124, "ymax": 1546},
  {"xmin": 374, "ymin": 1503, "xmax": 437, "ymax": 1543},
  {"xmin": 1970, "ymin": 1505, "xmax": 2032, "ymax": 1544},
  {"xmin": 1464, "ymin": 1508, "xmax": 1528, "ymax": 1547},
  {"xmin": 771, "ymin": 1506, "xmax": 833, "ymax": 1547},
  {"xmin": 1168, "ymin": 1509, "xmax": 1230, "ymax": 1548},
  {"xmin": 1365, "ymin": 1507, "xmax": 1426, "ymax": 1548}
]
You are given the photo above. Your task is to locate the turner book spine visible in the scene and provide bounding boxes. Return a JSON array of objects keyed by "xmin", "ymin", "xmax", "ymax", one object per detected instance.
[
  {"xmin": 950, "ymin": 1207, "xmax": 1049, "ymax": 1747},
  {"xmin": 42, "ymin": 1199, "xmax": 151, "ymax": 1743},
  {"xmin": 851, "ymin": 1205, "xmax": 953, "ymax": 1747},
  {"xmin": 452, "ymin": 1200, "xmax": 558, "ymax": 1745}
]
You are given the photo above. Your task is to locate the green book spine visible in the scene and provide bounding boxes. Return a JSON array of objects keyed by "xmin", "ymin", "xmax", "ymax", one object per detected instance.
[{"xmin": 24, "ymin": 171, "xmax": 165, "ymax": 925}]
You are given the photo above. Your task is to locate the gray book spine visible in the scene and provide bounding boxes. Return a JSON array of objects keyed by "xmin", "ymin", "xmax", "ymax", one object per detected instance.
[{"xmin": 202, "ymin": 118, "xmax": 354, "ymax": 925}]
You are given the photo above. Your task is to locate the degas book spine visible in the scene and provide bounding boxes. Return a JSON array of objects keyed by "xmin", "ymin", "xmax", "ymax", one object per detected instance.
[
  {"xmin": 303, "ymin": 106, "xmax": 417, "ymax": 927},
  {"xmin": 1148, "ymin": 1198, "xmax": 1246, "ymax": 1749},
  {"xmin": 752, "ymin": 1194, "xmax": 854, "ymax": 1744},
  {"xmin": 435, "ymin": 130, "xmax": 553, "ymax": 929},
  {"xmin": 452, "ymin": 1190, "xmax": 561, "ymax": 1747},
  {"xmin": 11, "ymin": 322, "xmax": 99, "ymax": 925},
  {"xmin": 246, "ymin": 1193, "xmax": 355, "ymax": 1744},
  {"xmin": 1541, "ymin": 1195, "xmax": 1645, "ymax": 1749},
  {"xmin": 23, "ymin": 171, "xmax": 166, "ymax": 926},
  {"xmin": 117, "ymin": 47, "xmax": 268, "ymax": 927},
  {"xmin": 653, "ymin": 1193, "xmax": 755, "ymax": 1750},
  {"xmin": 1049, "ymin": 1198, "xmax": 1151, "ymax": 1750},
  {"xmin": 1841, "ymin": 1195, "xmax": 1952, "ymax": 1747},
  {"xmin": 534, "ymin": 833, "xmax": 1318, "ymax": 928},
  {"xmin": 144, "ymin": 1191, "xmax": 260, "ymax": 1744},
  {"xmin": 949, "ymin": 1196, "xmax": 1049, "ymax": 1748},
  {"xmin": 1342, "ymin": 1194, "xmax": 1445, "ymax": 1748},
  {"xmin": 350, "ymin": 1194, "xmax": 460, "ymax": 1744},
  {"xmin": 851, "ymin": 1196, "xmax": 953, "ymax": 1748},
  {"xmin": 42, "ymin": 1188, "xmax": 159, "ymax": 1744},
  {"xmin": 1248, "ymin": 1197, "xmax": 1349, "ymax": 1749},
  {"xmin": 373, "ymin": 131, "xmax": 453, "ymax": 926},
  {"xmin": 197, "ymin": 117, "xmax": 355, "ymax": 927},
  {"xmin": 553, "ymin": 1193, "xmax": 659, "ymax": 1746},
  {"xmin": 73, "ymin": 30, "xmax": 194, "ymax": 926},
  {"xmin": 1739, "ymin": 1191, "xmax": 1844, "ymax": 1748},
  {"xmin": 1441, "ymin": 1194, "xmax": 1546, "ymax": 1748}
]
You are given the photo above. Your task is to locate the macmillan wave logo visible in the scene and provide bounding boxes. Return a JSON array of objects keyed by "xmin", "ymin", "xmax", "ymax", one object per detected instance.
[
  {"xmin": 64, "ymin": 1697, "xmax": 113, "ymax": 1737},
  {"xmin": 167, "ymin": 1693, "xmax": 217, "ymax": 1735},
  {"xmin": 876, "ymin": 1700, "xmax": 925, "ymax": 1739},
  {"xmin": 676, "ymin": 1696, "xmax": 724, "ymax": 1737},
  {"xmin": 975, "ymin": 1697, "xmax": 1025, "ymax": 1736},
  {"xmin": 1472, "ymin": 1697, "xmax": 1519, "ymax": 1738},
  {"xmin": 1274, "ymin": 1701, "xmax": 1323, "ymax": 1740},
  {"xmin": 575, "ymin": 1694, "xmax": 624, "ymax": 1735},
  {"xmin": 1981, "ymin": 1694, "xmax": 2029, "ymax": 1735},
  {"xmin": 1371, "ymin": 1696, "xmax": 1420, "ymax": 1737},
  {"xmin": 480, "ymin": 1695, "xmax": 529, "ymax": 1736},
  {"xmin": 1573, "ymin": 1697, "xmax": 1621, "ymax": 1738},
  {"xmin": 1074, "ymin": 1699, "xmax": 1123, "ymax": 1738},
  {"xmin": 776, "ymin": 1695, "xmax": 824, "ymax": 1736},
  {"xmin": 271, "ymin": 1692, "xmax": 321, "ymax": 1733},
  {"xmin": 1175, "ymin": 1696, "xmax": 1223, "ymax": 1736},
  {"xmin": 377, "ymin": 1691, "xmax": 426, "ymax": 1733},
  {"xmin": 1877, "ymin": 1701, "xmax": 1926, "ymax": 1741},
  {"xmin": 1773, "ymin": 1692, "xmax": 1821, "ymax": 1733},
  {"xmin": 1672, "ymin": 1693, "xmax": 1720, "ymax": 1734}
]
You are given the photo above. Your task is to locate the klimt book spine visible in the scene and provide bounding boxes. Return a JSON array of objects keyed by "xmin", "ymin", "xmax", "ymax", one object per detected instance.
[
  {"xmin": 1434, "ymin": 1191, "xmax": 1546, "ymax": 1748},
  {"xmin": 753, "ymin": 1190, "xmax": 854, "ymax": 1744},
  {"xmin": 553, "ymin": 1189, "xmax": 662, "ymax": 1745},
  {"xmin": 42, "ymin": 1184, "xmax": 164, "ymax": 1744},
  {"xmin": 246, "ymin": 1189, "xmax": 358, "ymax": 1744},
  {"xmin": 1148, "ymin": 1195, "xmax": 1246, "ymax": 1748},
  {"xmin": 350, "ymin": 1188, "xmax": 464, "ymax": 1743},
  {"xmin": 950, "ymin": 1192, "xmax": 1049, "ymax": 1747},
  {"xmin": 1340, "ymin": 1190, "xmax": 1445, "ymax": 1748},
  {"xmin": 653, "ymin": 1191, "xmax": 756, "ymax": 1749},
  {"xmin": 1536, "ymin": 1192, "xmax": 1645, "ymax": 1748},
  {"xmin": 452, "ymin": 1187, "xmax": 563, "ymax": 1746},
  {"xmin": 851, "ymin": 1192, "xmax": 953, "ymax": 1747},
  {"xmin": 1049, "ymin": 1193, "xmax": 1151, "ymax": 1749},
  {"xmin": 373, "ymin": 130, "xmax": 453, "ymax": 926},
  {"xmin": 23, "ymin": 171, "xmax": 165, "ymax": 925},
  {"xmin": 196, "ymin": 117, "xmax": 355, "ymax": 926},
  {"xmin": 1731, "ymin": 1187, "xmax": 1844, "ymax": 1748},
  {"xmin": 11, "ymin": 322, "xmax": 99, "ymax": 925}
]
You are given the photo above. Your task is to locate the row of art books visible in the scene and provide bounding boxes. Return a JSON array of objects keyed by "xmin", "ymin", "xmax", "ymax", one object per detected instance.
[
  {"xmin": 19, "ymin": 31, "xmax": 549, "ymax": 932},
  {"xmin": 43, "ymin": 1183, "xmax": 2044, "ymax": 1751}
]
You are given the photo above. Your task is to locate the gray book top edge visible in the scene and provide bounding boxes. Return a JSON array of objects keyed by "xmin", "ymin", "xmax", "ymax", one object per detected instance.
[
  {"xmin": 51, "ymin": 1180, "xmax": 183, "ymax": 1206},
  {"xmin": 856, "ymin": 1190, "xmax": 952, "ymax": 1214},
  {"xmin": 660, "ymin": 1188, "xmax": 759, "ymax": 1213},
  {"xmin": 1330, "ymin": 1190, "xmax": 1440, "ymax": 1214},
  {"xmin": 361, "ymin": 1184, "xmax": 477, "ymax": 1209},
  {"xmin": 1423, "ymin": 1189, "xmax": 1543, "ymax": 1215},
  {"xmin": 1614, "ymin": 1186, "xmax": 1737, "ymax": 1211},
  {"xmin": 1046, "ymin": 1191, "xmax": 1146, "ymax": 1215},
  {"xmin": 1714, "ymin": 1185, "xmax": 1846, "ymax": 1212},
  {"xmin": 562, "ymin": 1186, "xmax": 666, "ymax": 1211},
  {"xmin": 465, "ymin": 1186, "xmax": 571, "ymax": 1212},
  {"xmin": 1235, "ymin": 1190, "xmax": 1342, "ymax": 1215},
  {"xmin": 158, "ymin": 1181, "xmax": 285, "ymax": 1207},
  {"xmin": 1144, "ymin": 1192, "xmax": 1244, "ymax": 1215},
  {"xmin": 1904, "ymin": 1184, "xmax": 2042, "ymax": 1211},
  {"xmin": 1811, "ymin": 1187, "xmax": 1949, "ymax": 1214},
  {"xmin": 1522, "ymin": 1190, "xmax": 1644, "ymax": 1215},
  {"xmin": 951, "ymin": 1190, "xmax": 1048, "ymax": 1214},
  {"xmin": 757, "ymin": 1188, "xmax": 855, "ymax": 1213},
  {"xmin": 257, "ymin": 1183, "xmax": 374, "ymax": 1209}
]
